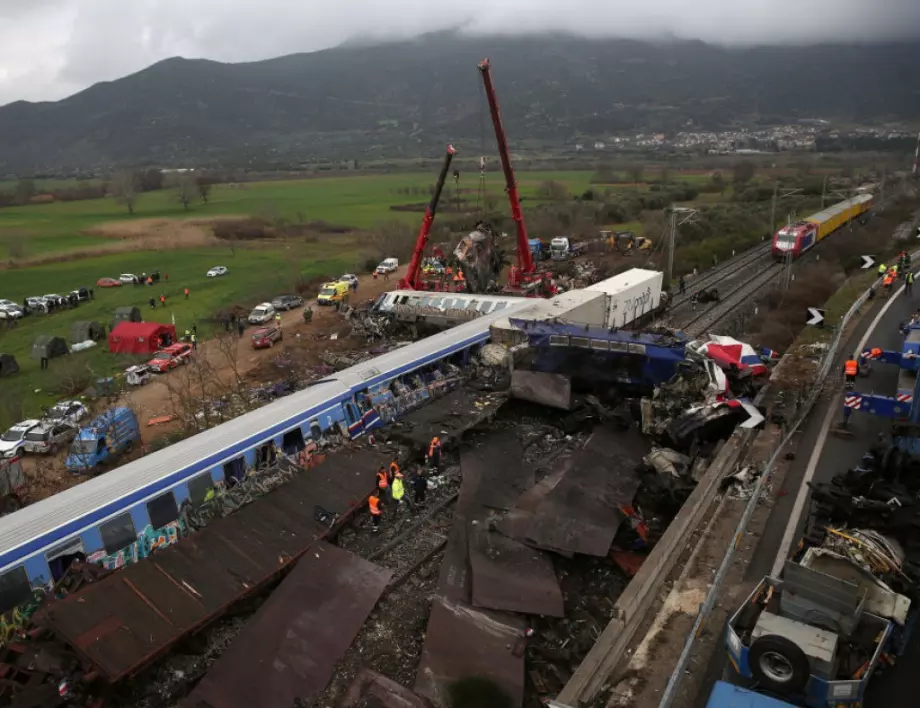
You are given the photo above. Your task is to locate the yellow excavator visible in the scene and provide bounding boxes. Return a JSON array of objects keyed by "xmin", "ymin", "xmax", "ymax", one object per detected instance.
[{"xmin": 603, "ymin": 230, "xmax": 652, "ymax": 253}]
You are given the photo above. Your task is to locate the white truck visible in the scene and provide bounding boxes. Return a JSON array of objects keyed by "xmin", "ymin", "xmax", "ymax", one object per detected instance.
[
  {"xmin": 550, "ymin": 237, "xmax": 578, "ymax": 260},
  {"xmin": 375, "ymin": 257, "xmax": 399, "ymax": 275}
]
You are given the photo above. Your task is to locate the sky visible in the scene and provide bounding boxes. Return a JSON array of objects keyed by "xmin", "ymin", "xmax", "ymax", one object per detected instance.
[{"xmin": 1, "ymin": 0, "xmax": 918, "ymax": 106}]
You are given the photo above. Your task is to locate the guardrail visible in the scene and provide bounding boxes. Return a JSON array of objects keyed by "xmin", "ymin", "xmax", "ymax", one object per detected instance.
[{"xmin": 657, "ymin": 240, "xmax": 920, "ymax": 708}]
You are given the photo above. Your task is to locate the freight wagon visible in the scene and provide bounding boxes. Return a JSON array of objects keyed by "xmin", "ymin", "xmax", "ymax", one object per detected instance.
[{"xmin": 771, "ymin": 193, "xmax": 874, "ymax": 260}]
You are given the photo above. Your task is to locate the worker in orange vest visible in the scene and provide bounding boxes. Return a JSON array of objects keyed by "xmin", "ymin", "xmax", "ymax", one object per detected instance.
[
  {"xmin": 844, "ymin": 359, "xmax": 859, "ymax": 387},
  {"xmin": 427, "ymin": 436, "xmax": 442, "ymax": 470},
  {"xmin": 376, "ymin": 465, "xmax": 389, "ymax": 502},
  {"xmin": 184, "ymin": 287, "xmax": 190, "ymax": 299},
  {"xmin": 368, "ymin": 493, "xmax": 382, "ymax": 532},
  {"xmin": 389, "ymin": 458, "xmax": 402, "ymax": 481},
  {"xmin": 159, "ymin": 294, "xmax": 167, "ymax": 306}
]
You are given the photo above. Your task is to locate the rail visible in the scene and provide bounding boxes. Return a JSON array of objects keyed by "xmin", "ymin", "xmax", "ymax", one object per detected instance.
[
  {"xmin": 656, "ymin": 240, "xmax": 920, "ymax": 708},
  {"xmin": 667, "ymin": 242, "xmax": 773, "ymax": 310}
]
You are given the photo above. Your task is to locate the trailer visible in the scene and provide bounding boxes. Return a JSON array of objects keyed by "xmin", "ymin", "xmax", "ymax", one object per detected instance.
[{"xmin": 584, "ymin": 268, "xmax": 665, "ymax": 330}]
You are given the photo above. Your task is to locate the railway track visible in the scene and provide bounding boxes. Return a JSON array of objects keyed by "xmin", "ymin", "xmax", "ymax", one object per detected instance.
[{"xmin": 667, "ymin": 242, "xmax": 773, "ymax": 310}]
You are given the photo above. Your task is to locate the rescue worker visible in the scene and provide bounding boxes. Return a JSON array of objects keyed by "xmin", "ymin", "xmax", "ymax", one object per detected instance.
[
  {"xmin": 190, "ymin": 332, "xmax": 197, "ymax": 350},
  {"xmin": 369, "ymin": 493, "xmax": 382, "ymax": 531},
  {"xmin": 388, "ymin": 458, "xmax": 402, "ymax": 482},
  {"xmin": 184, "ymin": 328, "xmax": 192, "ymax": 341},
  {"xmin": 427, "ymin": 436, "xmax": 442, "ymax": 470},
  {"xmin": 411, "ymin": 467, "xmax": 428, "ymax": 505},
  {"xmin": 274, "ymin": 312, "xmax": 282, "ymax": 328},
  {"xmin": 844, "ymin": 358, "xmax": 859, "ymax": 387},
  {"xmin": 842, "ymin": 401, "xmax": 852, "ymax": 428},
  {"xmin": 907, "ymin": 271, "xmax": 914, "ymax": 296},
  {"xmin": 678, "ymin": 275, "xmax": 686, "ymax": 295},
  {"xmin": 878, "ymin": 263, "xmax": 887, "ymax": 277},
  {"xmin": 184, "ymin": 287, "xmax": 190, "ymax": 300},
  {"xmin": 391, "ymin": 474, "xmax": 410, "ymax": 509},
  {"xmin": 376, "ymin": 465, "xmax": 390, "ymax": 503},
  {"xmin": 160, "ymin": 294, "xmax": 167, "ymax": 307},
  {"xmin": 883, "ymin": 273, "xmax": 895, "ymax": 296}
]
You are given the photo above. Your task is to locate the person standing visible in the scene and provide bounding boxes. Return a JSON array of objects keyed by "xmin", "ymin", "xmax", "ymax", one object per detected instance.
[
  {"xmin": 411, "ymin": 467, "xmax": 428, "ymax": 505},
  {"xmin": 275, "ymin": 312, "xmax": 282, "ymax": 329},
  {"xmin": 678, "ymin": 275, "xmax": 686, "ymax": 295},
  {"xmin": 160, "ymin": 294, "xmax": 167, "ymax": 307},
  {"xmin": 237, "ymin": 320, "xmax": 245, "ymax": 338},
  {"xmin": 376, "ymin": 465, "xmax": 390, "ymax": 504},
  {"xmin": 368, "ymin": 493, "xmax": 382, "ymax": 532},
  {"xmin": 184, "ymin": 287, "xmax": 190, "ymax": 300},
  {"xmin": 391, "ymin": 474, "xmax": 410, "ymax": 510},
  {"xmin": 907, "ymin": 271, "xmax": 914, "ymax": 296},
  {"xmin": 190, "ymin": 332, "xmax": 197, "ymax": 350},
  {"xmin": 427, "ymin": 436, "xmax": 442, "ymax": 470}
]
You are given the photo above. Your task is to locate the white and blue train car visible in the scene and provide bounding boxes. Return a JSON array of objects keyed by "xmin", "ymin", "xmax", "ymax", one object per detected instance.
[{"xmin": 0, "ymin": 302, "xmax": 530, "ymax": 612}]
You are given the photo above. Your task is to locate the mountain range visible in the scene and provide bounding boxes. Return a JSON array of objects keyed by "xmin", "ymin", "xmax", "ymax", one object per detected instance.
[{"xmin": 0, "ymin": 32, "xmax": 917, "ymax": 173}]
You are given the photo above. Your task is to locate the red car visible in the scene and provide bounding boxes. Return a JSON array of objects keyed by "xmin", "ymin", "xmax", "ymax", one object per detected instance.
[
  {"xmin": 147, "ymin": 343, "xmax": 194, "ymax": 372},
  {"xmin": 96, "ymin": 277, "xmax": 122, "ymax": 288},
  {"xmin": 251, "ymin": 326, "xmax": 283, "ymax": 349}
]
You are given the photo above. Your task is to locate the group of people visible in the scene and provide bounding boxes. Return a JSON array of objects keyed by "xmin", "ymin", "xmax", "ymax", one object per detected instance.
[
  {"xmin": 877, "ymin": 252, "xmax": 914, "ymax": 297},
  {"xmin": 368, "ymin": 436, "xmax": 442, "ymax": 531}
]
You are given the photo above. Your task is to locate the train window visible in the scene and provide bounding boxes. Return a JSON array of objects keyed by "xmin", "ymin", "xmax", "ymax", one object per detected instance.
[
  {"xmin": 147, "ymin": 492, "xmax": 179, "ymax": 529},
  {"xmin": 187, "ymin": 473, "xmax": 215, "ymax": 505},
  {"xmin": 0, "ymin": 566, "xmax": 32, "ymax": 614},
  {"xmin": 494, "ymin": 302, "xmax": 507, "ymax": 311},
  {"xmin": 100, "ymin": 512, "xmax": 138, "ymax": 554}
]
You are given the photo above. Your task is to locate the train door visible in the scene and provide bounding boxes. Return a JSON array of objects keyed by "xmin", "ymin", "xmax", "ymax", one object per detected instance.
[
  {"xmin": 281, "ymin": 427, "xmax": 306, "ymax": 454},
  {"xmin": 45, "ymin": 538, "xmax": 86, "ymax": 582}
]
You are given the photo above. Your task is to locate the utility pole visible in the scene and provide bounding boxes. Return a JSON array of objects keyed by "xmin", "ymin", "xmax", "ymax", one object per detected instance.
[
  {"xmin": 821, "ymin": 175, "xmax": 828, "ymax": 209},
  {"xmin": 667, "ymin": 205, "xmax": 698, "ymax": 285},
  {"xmin": 913, "ymin": 131, "xmax": 920, "ymax": 179},
  {"xmin": 770, "ymin": 181, "xmax": 779, "ymax": 235}
]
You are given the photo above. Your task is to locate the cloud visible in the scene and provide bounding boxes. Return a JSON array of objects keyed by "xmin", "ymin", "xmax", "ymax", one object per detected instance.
[{"xmin": 0, "ymin": 0, "xmax": 918, "ymax": 106}]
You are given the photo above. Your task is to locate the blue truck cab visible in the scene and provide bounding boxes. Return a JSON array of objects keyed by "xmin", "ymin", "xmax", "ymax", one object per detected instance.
[
  {"xmin": 706, "ymin": 681, "xmax": 793, "ymax": 708},
  {"xmin": 66, "ymin": 407, "xmax": 140, "ymax": 473}
]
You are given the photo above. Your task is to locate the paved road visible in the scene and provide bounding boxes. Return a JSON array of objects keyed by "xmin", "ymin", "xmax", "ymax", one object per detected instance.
[{"xmin": 696, "ymin": 283, "xmax": 920, "ymax": 706}]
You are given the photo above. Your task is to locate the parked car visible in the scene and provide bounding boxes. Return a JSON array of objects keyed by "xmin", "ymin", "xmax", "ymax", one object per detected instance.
[
  {"xmin": 147, "ymin": 343, "xmax": 194, "ymax": 372},
  {"xmin": 0, "ymin": 299, "xmax": 16, "ymax": 308},
  {"xmin": 0, "ymin": 304, "xmax": 24, "ymax": 320},
  {"xmin": 44, "ymin": 400, "xmax": 88, "ymax": 425},
  {"xmin": 22, "ymin": 422, "xmax": 77, "ymax": 455},
  {"xmin": 119, "ymin": 273, "xmax": 139, "ymax": 285},
  {"xmin": 375, "ymin": 258, "xmax": 399, "ymax": 274},
  {"xmin": 251, "ymin": 326, "xmax": 283, "ymax": 349},
  {"xmin": 24, "ymin": 296, "xmax": 48, "ymax": 313},
  {"xmin": 69, "ymin": 287, "xmax": 91, "ymax": 302},
  {"xmin": 339, "ymin": 274, "xmax": 359, "ymax": 288},
  {"xmin": 248, "ymin": 302, "xmax": 276, "ymax": 324},
  {"xmin": 97, "ymin": 277, "xmax": 122, "ymax": 288},
  {"xmin": 207, "ymin": 266, "xmax": 228, "ymax": 278},
  {"xmin": 66, "ymin": 407, "xmax": 140, "ymax": 473},
  {"xmin": 0, "ymin": 420, "xmax": 41, "ymax": 459},
  {"xmin": 317, "ymin": 281, "xmax": 350, "ymax": 305},
  {"xmin": 42, "ymin": 294, "xmax": 67, "ymax": 308},
  {"xmin": 271, "ymin": 294, "xmax": 304, "ymax": 311},
  {"xmin": 125, "ymin": 365, "xmax": 153, "ymax": 386}
]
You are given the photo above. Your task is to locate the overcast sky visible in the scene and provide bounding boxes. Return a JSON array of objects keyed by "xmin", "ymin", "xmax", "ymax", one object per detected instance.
[{"xmin": 1, "ymin": 0, "xmax": 918, "ymax": 106}]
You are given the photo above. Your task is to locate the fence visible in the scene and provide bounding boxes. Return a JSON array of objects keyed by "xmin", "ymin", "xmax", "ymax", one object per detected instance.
[{"xmin": 657, "ymin": 246, "xmax": 920, "ymax": 708}]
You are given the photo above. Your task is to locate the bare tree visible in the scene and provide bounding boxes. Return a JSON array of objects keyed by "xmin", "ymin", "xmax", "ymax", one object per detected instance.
[
  {"xmin": 112, "ymin": 171, "xmax": 139, "ymax": 214},
  {"xmin": 196, "ymin": 176, "xmax": 213, "ymax": 203},
  {"xmin": 626, "ymin": 164, "xmax": 644, "ymax": 189},
  {"xmin": 174, "ymin": 174, "xmax": 196, "ymax": 211}
]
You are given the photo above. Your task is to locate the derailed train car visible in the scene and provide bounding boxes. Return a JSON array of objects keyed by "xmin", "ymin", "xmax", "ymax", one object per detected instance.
[{"xmin": 771, "ymin": 193, "xmax": 874, "ymax": 260}]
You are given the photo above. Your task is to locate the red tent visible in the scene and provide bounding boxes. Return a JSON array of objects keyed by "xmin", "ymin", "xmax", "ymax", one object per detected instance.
[{"xmin": 108, "ymin": 322, "xmax": 177, "ymax": 354}]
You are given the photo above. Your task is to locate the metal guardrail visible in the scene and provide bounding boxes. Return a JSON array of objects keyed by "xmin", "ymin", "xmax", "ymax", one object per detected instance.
[{"xmin": 657, "ymin": 240, "xmax": 920, "ymax": 708}]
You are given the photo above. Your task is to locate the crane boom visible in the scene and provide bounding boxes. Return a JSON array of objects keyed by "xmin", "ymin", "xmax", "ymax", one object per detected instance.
[
  {"xmin": 399, "ymin": 144, "xmax": 457, "ymax": 290},
  {"xmin": 477, "ymin": 58, "xmax": 534, "ymax": 280}
]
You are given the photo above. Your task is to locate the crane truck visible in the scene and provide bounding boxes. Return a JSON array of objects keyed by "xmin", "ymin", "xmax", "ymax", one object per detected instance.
[
  {"xmin": 398, "ymin": 144, "xmax": 457, "ymax": 292},
  {"xmin": 477, "ymin": 58, "xmax": 554, "ymax": 297}
]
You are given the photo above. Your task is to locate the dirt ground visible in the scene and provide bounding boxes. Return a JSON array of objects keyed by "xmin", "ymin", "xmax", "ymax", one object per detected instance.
[{"xmin": 19, "ymin": 265, "xmax": 409, "ymax": 502}]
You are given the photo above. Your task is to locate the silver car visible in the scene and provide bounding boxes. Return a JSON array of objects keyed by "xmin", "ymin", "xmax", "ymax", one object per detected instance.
[{"xmin": 22, "ymin": 422, "xmax": 77, "ymax": 455}]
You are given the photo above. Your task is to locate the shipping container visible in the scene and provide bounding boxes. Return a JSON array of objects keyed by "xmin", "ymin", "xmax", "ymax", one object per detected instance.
[{"xmin": 586, "ymin": 268, "xmax": 664, "ymax": 329}]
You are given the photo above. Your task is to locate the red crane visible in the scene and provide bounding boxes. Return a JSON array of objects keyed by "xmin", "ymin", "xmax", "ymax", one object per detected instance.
[
  {"xmin": 477, "ymin": 58, "xmax": 534, "ymax": 287},
  {"xmin": 398, "ymin": 144, "xmax": 457, "ymax": 291}
]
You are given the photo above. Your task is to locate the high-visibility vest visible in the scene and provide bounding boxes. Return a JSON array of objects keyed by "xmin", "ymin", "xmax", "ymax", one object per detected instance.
[
  {"xmin": 389, "ymin": 462, "xmax": 401, "ymax": 478},
  {"xmin": 908, "ymin": 273, "xmax": 915, "ymax": 284},
  {"xmin": 429, "ymin": 439, "xmax": 441, "ymax": 457},
  {"xmin": 879, "ymin": 264, "xmax": 887, "ymax": 274},
  {"xmin": 884, "ymin": 276, "xmax": 894, "ymax": 286},
  {"xmin": 871, "ymin": 348, "xmax": 883, "ymax": 359},
  {"xmin": 845, "ymin": 360, "xmax": 858, "ymax": 376},
  {"xmin": 392, "ymin": 478, "xmax": 405, "ymax": 501},
  {"xmin": 376, "ymin": 470, "xmax": 388, "ymax": 489},
  {"xmin": 369, "ymin": 496, "xmax": 381, "ymax": 515}
]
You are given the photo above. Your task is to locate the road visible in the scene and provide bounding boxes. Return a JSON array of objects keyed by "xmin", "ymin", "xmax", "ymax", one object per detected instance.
[{"xmin": 697, "ymin": 280, "xmax": 920, "ymax": 705}]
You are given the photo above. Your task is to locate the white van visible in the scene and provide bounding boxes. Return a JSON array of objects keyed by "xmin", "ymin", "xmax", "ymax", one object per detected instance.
[
  {"xmin": 248, "ymin": 302, "xmax": 276, "ymax": 325},
  {"xmin": 375, "ymin": 258, "xmax": 399, "ymax": 274}
]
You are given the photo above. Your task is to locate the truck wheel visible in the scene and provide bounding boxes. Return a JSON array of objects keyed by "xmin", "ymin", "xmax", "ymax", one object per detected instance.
[{"xmin": 748, "ymin": 634, "xmax": 809, "ymax": 695}]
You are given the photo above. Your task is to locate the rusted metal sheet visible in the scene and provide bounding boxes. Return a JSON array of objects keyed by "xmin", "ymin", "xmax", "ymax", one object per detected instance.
[
  {"xmin": 461, "ymin": 433, "xmax": 532, "ymax": 511},
  {"xmin": 390, "ymin": 389, "xmax": 508, "ymax": 448},
  {"xmin": 510, "ymin": 370, "xmax": 572, "ymax": 410},
  {"xmin": 494, "ymin": 458, "xmax": 572, "ymax": 557},
  {"xmin": 184, "ymin": 541, "xmax": 391, "ymax": 708},
  {"xmin": 469, "ymin": 523, "xmax": 563, "ymax": 617},
  {"xmin": 498, "ymin": 427, "xmax": 645, "ymax": 557},
  {"xmin": 36, "ymin": 450, "xmax": 387, "ymax": 682},
  {"xmin": 341, "ymin": 668, "xmax": 434, "ymax": 707},
  {"xmin": 415, "ymin": 597, "xmax": 525, "ymax": 708}
]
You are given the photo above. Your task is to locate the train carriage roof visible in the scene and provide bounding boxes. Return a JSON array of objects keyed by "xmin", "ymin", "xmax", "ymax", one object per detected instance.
[{"xmin": 806, "ymin": 193, "xmax": 873, "ymax": 225}]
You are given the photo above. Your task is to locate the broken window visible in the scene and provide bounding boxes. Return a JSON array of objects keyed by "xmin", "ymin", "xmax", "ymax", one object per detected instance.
[
  {"xmin": 223, "ymin": 456, "xmax": 246, "ymax": 484},
  {"xmin": 187, "ymin": 472, "xmax": 214, "ymax": 505},
  {"xmin": 147, "ymin": 491, "xmax": 179, "ymax": 529},
  {"xmin": 45, "ymin": 538, "xmax": 85, "ymax": 583},
  {"xmin": 0, "ymin": 566, "xmax": 31, "ymax": 613},
  {"xmin": 100, "ymin": 512, "xmax": 137, "ymax": 554},
  {"xmin": 281, "ymin": 427, "xmax": 306, "ymax": 453}
]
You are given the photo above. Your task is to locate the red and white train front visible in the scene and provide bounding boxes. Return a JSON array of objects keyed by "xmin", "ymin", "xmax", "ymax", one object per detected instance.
[{"xmin": 771, "ymin": 221, "xmax": 818, "ymax": 260}]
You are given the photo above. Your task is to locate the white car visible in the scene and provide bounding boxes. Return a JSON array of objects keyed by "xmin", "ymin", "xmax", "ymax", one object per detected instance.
[
  {"xmin": 248, "ymin": 302, "xmax": 276, "ymax": 325},
  {"xmin": 0, "ymin": 420, "xmax": 41, "ymax": 459},
  {"xmin": 207, "ymin": 266, "xmax": 228, "ymax": 278},
  {"xmin": 0, "ymin": 299, "xmax": 15, "ymax": 308},
  {"xmin": 119, "ymin": 274, "xmax": 139, "ymax": 284},
  {"xmin": 339, "ymin": 274, "xmax": 359, "ymax": 288},
  {"xmin": 0, "ymin": 304, "xmax": 23, "ymax": 320},
  {"xmin": 375, "ymin": 258, "xmax": 399, "ymax": 274},
  {"xmin": 44, "ymin": 400, "xmax": 88, "ymax": 425}
]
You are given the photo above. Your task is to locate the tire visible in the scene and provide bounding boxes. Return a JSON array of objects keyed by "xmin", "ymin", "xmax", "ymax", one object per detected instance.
[{"xmin": 748, "ymin": 634, "xmax": 810, "ymax": 695}]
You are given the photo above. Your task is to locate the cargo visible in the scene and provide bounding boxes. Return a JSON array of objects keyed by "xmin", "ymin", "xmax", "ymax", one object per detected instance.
[
  {"xmin": 585, "ymin": 268, "xmax": 664, "ymax": 329},
  {"xmin": 490, "ymin": 290, "xmax": 607, "ymax": 345}
]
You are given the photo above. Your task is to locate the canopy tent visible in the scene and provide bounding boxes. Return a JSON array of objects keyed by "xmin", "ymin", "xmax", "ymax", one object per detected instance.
[
  {"xmin": 71, "ymin": 320, "xmax": 107, "ymax": 343},
  {"xmin": 0, "ymin": 353, "xmax": 19, "ymax": 377},
  {"xmin": 113, "ymin": 306, "xmax": 142, "ymax": 324},
  {"xmin": 108, "ymin": 322, "xmax": 177, "ymax": 355}
]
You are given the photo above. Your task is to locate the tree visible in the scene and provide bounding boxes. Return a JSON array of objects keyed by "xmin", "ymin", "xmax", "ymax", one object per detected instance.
[
  {"xmin": 732, "ymin": 160, "xmax": 757, "ymax": 186},
  {"xmin": 14, "ymin": 179, "xmax": 35, "ymax": 205},
  {"xmin": 112, "ymin": 170, "xmax": 139, "ymax": 214},
  {"xmin": 711, "ymin": 172, "xmax": 727, "ymax": 195},
  {"xmin": 626, "ymin": 164, "xmax": 644, "ymax": 189},
  {"xmin": 140, "ymin": 168, "xmax": 164, "ymax": 192},
  {"xmin": 174, "ymin": 174, "xmax": 196, "ymax": 211},
  {"xmin": 196, "ymin": 176, "xmax": 213, "ymax": 203},
  {"xmin": 536, "ymin": 180, "xmax": 571, "ymax": 202}
]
